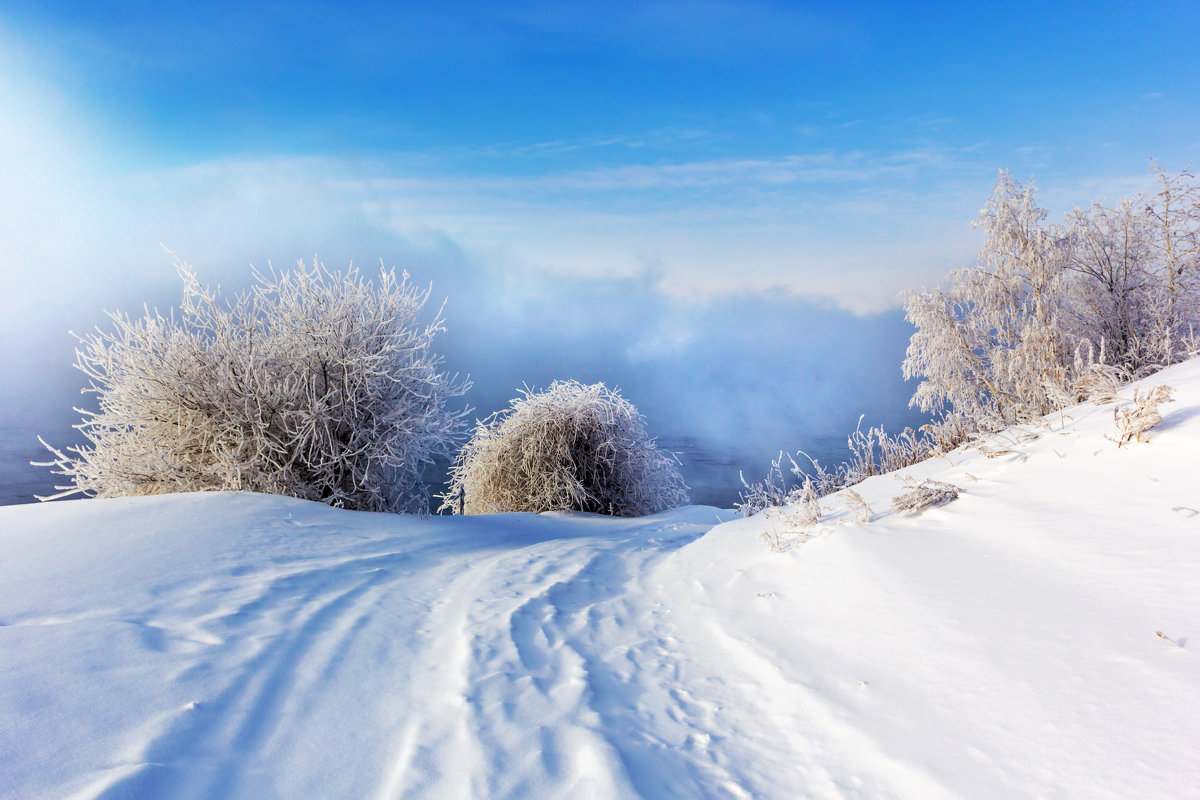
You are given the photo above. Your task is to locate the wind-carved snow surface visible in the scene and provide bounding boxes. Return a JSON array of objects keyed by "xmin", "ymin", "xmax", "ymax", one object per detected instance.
[{"xmin": 3, "ymin": 360, "xmax": 1200, "ymax": 799}]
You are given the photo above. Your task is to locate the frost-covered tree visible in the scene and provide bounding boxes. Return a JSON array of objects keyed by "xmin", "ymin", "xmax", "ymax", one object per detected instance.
[
  {"xmin": 1142, "ymin": 164, "xmax": 1200, "ymax": 363},
  {"xmin": 1063, "ymin": 198, "xmax": 1155, "ymax": 370},
  {"xmin": 39, "ymin": 259, "xmax": 470, "ymax": 513},
  {"xmin": 1060, "ymin": 167, "xmax": 1200, "ymax": 376},
  {"xmin": 745, "ymin": 164, "xmax": 1199, "ymax": 519},
  {"xmin": 903, "ymin": 171, "xmax": 1073, "ymax": 428},
  {"xmin": 440, "ymin": 380, "xmax": 688, "ymax": 516},
  {"xmin": 904, "ymin": 165, "xmax": 1200, "ymax": 433}
]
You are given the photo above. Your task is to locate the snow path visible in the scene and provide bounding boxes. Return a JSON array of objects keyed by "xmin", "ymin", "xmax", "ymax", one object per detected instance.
[
  {"xmin": 1, "ymin": 497, "xmax": 967, "ymax": 800},
  {"xmin": 2, "ymin": 499, "xmax": 780, "ymax": 799},
  {"xmin": 4, "ymin": 359, "xmax": 1200, "ymax": 798}
]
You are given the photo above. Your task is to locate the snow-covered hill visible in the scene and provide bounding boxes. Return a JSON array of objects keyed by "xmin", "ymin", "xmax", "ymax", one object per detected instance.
[{"xmin": 3, "ymin": 361, "xmax": 1200, "ymax": 799}]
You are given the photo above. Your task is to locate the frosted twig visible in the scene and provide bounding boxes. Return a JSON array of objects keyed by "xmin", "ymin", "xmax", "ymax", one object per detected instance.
[{"xmin": 1156, "ymin": 631, "xmax": 1184, "ymax": 648}]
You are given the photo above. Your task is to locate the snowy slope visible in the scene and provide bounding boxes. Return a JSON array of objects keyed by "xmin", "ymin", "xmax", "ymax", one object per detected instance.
[{"xmin": 2, "ymin": 361, "xmax": 1200, "ymax": 799}]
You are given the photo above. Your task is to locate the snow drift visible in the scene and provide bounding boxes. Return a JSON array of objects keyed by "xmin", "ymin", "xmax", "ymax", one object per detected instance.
[{"xmin": 2, "ymin": 360, "xmax": 1200, "ymax": 799}]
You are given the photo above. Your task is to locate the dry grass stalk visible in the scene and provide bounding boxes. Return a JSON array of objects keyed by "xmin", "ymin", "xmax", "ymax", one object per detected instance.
[{"xmin": 840, "ymin": 488, "xmax": 875, "ymax": 523}]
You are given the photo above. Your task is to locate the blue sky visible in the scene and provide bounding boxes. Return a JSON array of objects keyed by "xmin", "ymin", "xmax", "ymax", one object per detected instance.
[
  {"xmin": 2, "ymin": 1, "xmax": 1199, "ymax": 501},
  {"xmin": 4, "ymin": 1, "xmax": 1198, "ymax": 313},
  {"xmin": 8, "ymin": 1, "xmax": 1199, "ymax": 166}
]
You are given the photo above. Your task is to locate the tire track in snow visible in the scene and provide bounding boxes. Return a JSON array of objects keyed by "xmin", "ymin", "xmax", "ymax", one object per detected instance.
[
  {"xmin": 377, "ymin": 541, "xmax": 604, "ymax": 799},
  {"xmin": 374, "ymin": 550, "xmax": 502, "ymax": 799},
  {"xmin": 462, "ymin": 546, "xmax": 643, "ymax": 799},
  {"xmin": 61, "ymin": 508, "xmax": 736, "ymax": 800},
  {"xmin": 521, "ymin": 544, "xmax": 756, "ymax": 800},
  {"xmin": 87, "ymin": 550, "xmax": 413, "ymax": 800},
  {"xmin": 396, "ymin": 516, "xmax": 749, "ymax": 800}
]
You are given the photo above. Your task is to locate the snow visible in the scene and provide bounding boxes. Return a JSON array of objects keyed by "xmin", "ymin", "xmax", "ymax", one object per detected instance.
[{"xmin": 3, "ymin": 361, "xmax": 1200, "ymax": 799}]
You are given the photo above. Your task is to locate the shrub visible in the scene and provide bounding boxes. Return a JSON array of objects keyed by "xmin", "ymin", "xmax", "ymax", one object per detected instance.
[
  {"xmin": 439, "ymin": 380, "xmax": 688, "ymax": 516},
  {"xmin": 38, "ymin": 258, "xmax": 470, "ymax": 513}
]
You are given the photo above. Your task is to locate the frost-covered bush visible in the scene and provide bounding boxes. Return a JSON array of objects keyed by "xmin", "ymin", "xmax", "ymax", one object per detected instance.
[
  {"xmin": 439, "ymin": 380, "xmax": 688, "ymax": 516},
  {"xmin": 38, "ymin": 259, "xmax": 470, "ymax": 513}
]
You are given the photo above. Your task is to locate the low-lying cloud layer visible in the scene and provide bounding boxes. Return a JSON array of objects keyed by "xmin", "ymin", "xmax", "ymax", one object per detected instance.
[{"xmin": 0, "ymin": 52, "xmax": 944, "ymax": 504}]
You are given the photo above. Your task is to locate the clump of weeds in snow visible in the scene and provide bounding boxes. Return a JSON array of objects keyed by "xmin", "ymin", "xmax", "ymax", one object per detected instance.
[
  {"xmin": 891, "ymin": 478, "xmax": 960, "ymax": 516},
  {"xmin": 737, "ymin": 452, "xmax": 800, "ymax": 516},
  {"xmin": 973, "ymin": 442, "xmax": 1018, "ymax": 459},
  {"xmin": 758, "ymin": 476, "xmax": 822, "ymax": 552},
  {"xmin": 1071, "ymin": 347, "xmax": 1131, "ymax": 405},
  {"xmin": 758, "ymin": 511, "xmax": 810, "ymax": 552},
  {"xmin": 970, "ymin": 426, "xmax": 1041, "ymax": 459},
  {"xmin": 759, "ymin": 482, "xmax": 882, "ymax": 551},
  {"xmin": 1110, "ymin": 385, "xmax": 1175, "ymax": 446},
  {"xmin": 839, "ymin": 488, "xmax": 875, "ymax": 523},
  {"xmin": 792, "ymin": 476, "xmax": 822, "ymax": 526},
  {"xmin": 737, "ymin": 414, "xmax": 968, "ymax": 518}
]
